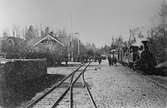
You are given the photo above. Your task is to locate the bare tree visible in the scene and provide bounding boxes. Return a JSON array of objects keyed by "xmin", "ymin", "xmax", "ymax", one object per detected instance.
[
  {"xmin": 25, "ymin": 25, "xmax": 37, "ymax": 40},
  {"xmin": 148, "ymin": 0, "xmax": 167, "ymax": 63}
]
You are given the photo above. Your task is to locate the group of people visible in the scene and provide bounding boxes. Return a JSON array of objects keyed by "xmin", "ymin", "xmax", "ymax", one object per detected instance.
[
  {"xmin": 94, "ymin": 56, "xmax": 102, "ymax": 64},
  {"xmin": 107, "ymin": 52, "xmax": 117, "ymax": 66}
]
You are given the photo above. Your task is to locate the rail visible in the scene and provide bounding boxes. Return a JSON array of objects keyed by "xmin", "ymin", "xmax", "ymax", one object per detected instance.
[
  {"xmin": 25, "ymin": 63, "xmax": 84, "ymax": 108},
  {"xmin": 25, "ymin": 61, "xmax": 97, "ymax": 108}
]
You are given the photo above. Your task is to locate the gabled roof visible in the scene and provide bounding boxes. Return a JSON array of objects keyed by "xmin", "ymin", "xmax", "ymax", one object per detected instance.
[{"xmin": 31, "ymin": 34, "xmax": 64, "ymax": 47}]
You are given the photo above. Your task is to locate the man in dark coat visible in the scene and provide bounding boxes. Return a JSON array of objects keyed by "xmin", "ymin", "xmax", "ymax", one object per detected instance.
[
  {"xmin": 108, "ymin": 54, "xmax": 112, "ymax": 66},
  {"xmin": 112, "ymin": 52, "xmax": 117, "ymax": 66},
  {"xmin": 98, "ymin": 56, "xmax": 102, "ymax": 64}
]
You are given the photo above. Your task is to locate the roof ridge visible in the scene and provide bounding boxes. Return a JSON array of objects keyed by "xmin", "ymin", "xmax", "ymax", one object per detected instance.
[{"xmin": 31, "ymin": 33, "xmax": 64, "ymax": 47}]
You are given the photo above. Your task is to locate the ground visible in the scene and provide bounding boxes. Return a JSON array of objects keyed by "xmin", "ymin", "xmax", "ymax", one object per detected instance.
[{"xmin": 25, "ymin": 60, "xmax": 167, "ymax": 108}]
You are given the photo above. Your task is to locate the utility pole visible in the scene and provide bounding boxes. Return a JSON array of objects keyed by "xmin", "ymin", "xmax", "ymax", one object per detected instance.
[
  {"xmin": 129, "ymin": 29, "xmax": 132, "ymax": 46},
  {"xmin": 70, "ymin": 1, "xmax": 73, "ymax": 61},
  {"xmin": 70, "ymin": 33, "xmax": 74, "ymax": 62},
  {"xmin": 78, "ymin": 39, "xmax": 80, "ymax": 56},
  {"xmin": 74, "ymin": 32, "xmax": 80, "ymax": 56}
]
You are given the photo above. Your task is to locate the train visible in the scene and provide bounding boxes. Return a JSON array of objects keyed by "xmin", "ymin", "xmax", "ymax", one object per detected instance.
[{"xmin": 116, "ymin": 39, "xmax": 157, "ymax": 73}]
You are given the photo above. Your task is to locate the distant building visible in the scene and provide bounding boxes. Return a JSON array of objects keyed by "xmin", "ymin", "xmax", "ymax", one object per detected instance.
[
  {"xmin": 27, "ymin": 33, "xmax": 64, "ymax": 54},
  {"xmin": 0, "ymin": 33, "xmax": 65, "ymax": 59}
]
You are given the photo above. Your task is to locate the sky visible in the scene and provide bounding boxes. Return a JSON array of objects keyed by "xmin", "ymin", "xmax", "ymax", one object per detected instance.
[{"xmin": 0, "ymin": 0, "xmax": 163, "ymax": 47}]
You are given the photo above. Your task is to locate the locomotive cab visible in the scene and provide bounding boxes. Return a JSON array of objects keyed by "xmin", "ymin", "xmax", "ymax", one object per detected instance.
[{"xmin": 135, "ymin": 40, "xmax": 157, "ymax": 73}]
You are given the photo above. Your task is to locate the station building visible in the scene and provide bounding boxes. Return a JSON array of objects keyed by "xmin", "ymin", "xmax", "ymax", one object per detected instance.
[{"xmin": 27, "ymin": 33, "xmax": 64, "ymax": 54}]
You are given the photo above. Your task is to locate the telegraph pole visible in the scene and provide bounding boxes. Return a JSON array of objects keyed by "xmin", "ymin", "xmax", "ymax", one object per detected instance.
[
  {"xmin": 78, "ymin": 39, "xmax": 80, "ymax": 56},
  {"xmin": 74, "ymin": 32, "xmax": 80, "ymax": 56},
  {"xmin": 70, "ymin": 0, "xmax": 73, "ymax": 62}
]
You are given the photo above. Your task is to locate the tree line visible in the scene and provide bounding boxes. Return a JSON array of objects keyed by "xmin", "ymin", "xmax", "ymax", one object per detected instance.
[{"xmin": 1, "ymin": 25, "xmax": 99, "ymax": 65}]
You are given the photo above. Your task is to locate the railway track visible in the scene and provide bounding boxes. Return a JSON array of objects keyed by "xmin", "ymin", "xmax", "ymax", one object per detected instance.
[{"xmin": 24, "ymin": 61, "xmax": 97, "ymax": 108}]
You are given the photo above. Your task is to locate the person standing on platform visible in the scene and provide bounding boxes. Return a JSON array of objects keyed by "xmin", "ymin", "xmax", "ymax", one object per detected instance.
[
  {"xmin": 108, "ymin": 54, "xmax": 112, "ymax": 66},
  {"xmin": 112, "ymin": 51, "xmax": 117, "ymax": 66},
  {"xmin": 98, "ymin": 56, "xmax": 102, "ymax": 64}
]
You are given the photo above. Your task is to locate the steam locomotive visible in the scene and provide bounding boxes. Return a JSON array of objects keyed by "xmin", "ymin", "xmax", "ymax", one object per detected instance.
[{"xmin": 117, "ymin": 39, "xmax": 157, "ymax": 73}]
